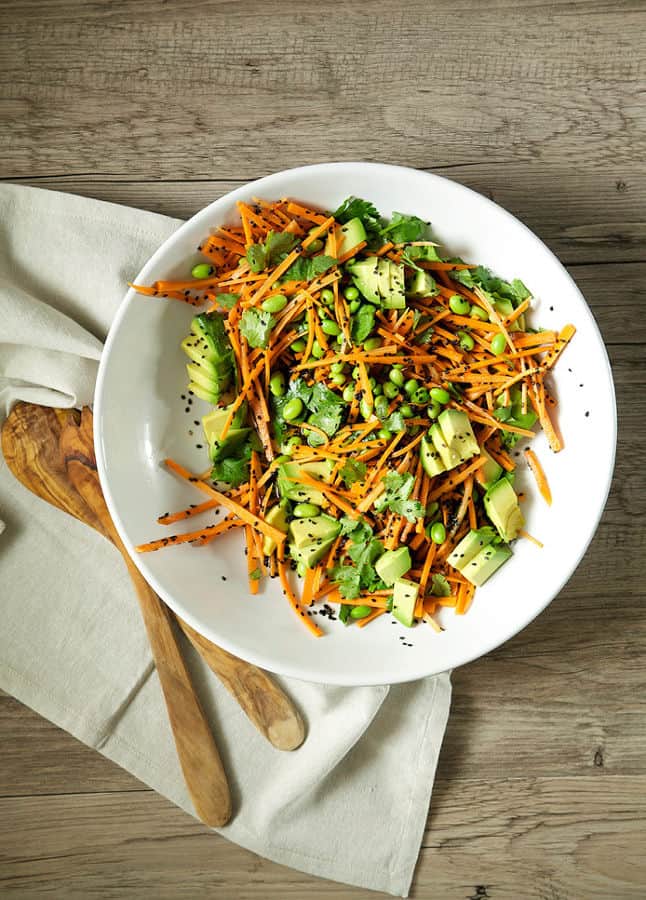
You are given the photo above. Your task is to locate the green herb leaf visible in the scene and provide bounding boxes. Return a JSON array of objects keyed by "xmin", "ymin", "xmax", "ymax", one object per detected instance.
[
  {"xmin": 339, "ymin": 459, "xmax": 367, "ymax": 487},
  {"xmin": 402, "ymin": 244, "xmax": 443, "ymax": 271},
  {"xmin": 211, "ymin": 443, "xmax": 251, "ymax": 488},
  {"xmin": 451, "ymin": 266, "xmax": 531, "ymax": 307},
  {"xmin": 246, "ymin": 244, "xmax": 267, "ymax": 274},
  {"xmin": 381, "ymin": 211, "xmax": 427, "ymax": 243},
  {"xmin": 239, "ymin": 308, "xmax": 275, "ymax": 349},
  {"xmin": 338, "ymin": 516, "xmax": 373, "ymax": 542},
  {"xmin": 373, "ymin": 470, "xmax": 422, "ymax": 520},
  {"xmin": 249, "ymin": 567, "xmax": 262, "ymax": 581},
  {"xmin": 281, "ymin": 254, "xmax": 337, "ymax": 283},
  {"xmin": 390, "ymin": 498, "xmax": 425, "ymax": 522},
  {"xmin": 246, "ymin": 230, "xmax": 299, "ymax": 273},
  {"xmin": 215, "ymin": 292, "xmax": 239, "ymax": 309},
  {"xmin": 307, "ymin": 382, "xmax": 345, "ymax": 437},
  {"xmin": 330, "ymin": 565, "xmax": 362, "ymax": 599},
  {"xmin": 384, "ymin": 410, "xmax": 406, "ymax": 433},
  {"xmin": 430, "ymin": 574, "xmax": 451, "ymax": 597},
  {"xmin": 339, "ymin": 603, "xmax": 353, "ymax": 624},
  {"xmin": 350, "ymin": 302, "xmax": 376, "ymax": 343},
  {"xmin": 333, "ymin": 196, "xmax": 383, "ymax": 248}
]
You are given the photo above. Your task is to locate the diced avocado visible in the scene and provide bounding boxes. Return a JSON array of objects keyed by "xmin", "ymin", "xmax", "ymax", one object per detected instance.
[
  {"xmin": 262, "ymin": 505, "xmax": 289, "ymax": 556},
  {"xmin": 438, "ymin": 409, "xmax": 480, "ymax": 462},
  {"xmin": 382, "ymin": 260, "xmax": 406, "ymax": 309},
  {"xmin": 463, "ymin": 544, "xmax": 512, "ymax": 587},
  {"xmin": 349, "ymin": 257, "xmax": 381, "ymax": 304},
  {"xmin": 336, "ymin": 217, "xmax": 367, "ymax": 258},
  {"xmin": 420, "ymin": 435, "xmax": 446, "ymax": 478},
  {"xmin": 377, "ymin": 258, "xmax": 392, "ymax": 302},
  {"xmin": 289, "ymin": 514, "xmax": 341, "ymax": 550},
  {"xmin": 447, "ymin": 527, "xmax": 497, "ymax": 572},
  {"xmin": 277, "ymin": 459, "xmax": 333, "ymax": 506},
  {"xmin": 475, "ymin": 447, "xmax": 503, "ymax": 490},
  {"xmin": 289, "ymin": 539, "xmax": 336, "ymax": 569},
  {"xmin": 430, "ymin": 422, "xmax": 461, "ymax": 470},
  {"xmin": 210, "ymin": 427, "xmax": 250, "ymax": 461},
  {"xmin": 190, "ymin": 312, "xmax": 233, "ymax": 362},
  {"xmin": 202, "ymin": 403, "xmax": 247, "ymax": 446},
  {"xmin": 392, "ymin": 578, "xmax": 419, "ymax": 628},
  {"xmin": 484, "ymin": 478, "xmax": 524, "ymax": 542},
  {"xmin": 407, "ymin": 270, "xmax": 438, "ymax": 299},
  {"xmin": 187, "ymin": 381, "xmax": 220, "ymax": 404},
  {"xmin": 375, "ymin": 547, "xmax": 412, "ymax": 587}
]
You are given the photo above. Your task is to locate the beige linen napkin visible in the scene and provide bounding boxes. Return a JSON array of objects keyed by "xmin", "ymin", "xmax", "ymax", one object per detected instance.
[{"xmin": 0, "ymin": 183, "xmax": 451, "ymax": 897}]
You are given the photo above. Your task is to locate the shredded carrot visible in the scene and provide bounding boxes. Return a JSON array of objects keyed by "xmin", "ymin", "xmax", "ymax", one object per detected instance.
[{"xmin": 524, "ymin": 448, "xmax": 552, "ymax": 505}]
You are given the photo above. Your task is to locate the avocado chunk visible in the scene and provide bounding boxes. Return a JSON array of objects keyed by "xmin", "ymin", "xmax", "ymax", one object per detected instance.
[
  {"xmin": 289, "ymin": 514, "xmax": 341, "ymax": 550},
  {"xmin": 202, "ymin": 403, "xmax": 247, "ymax": 446},
  {"xmin": 181, "ymin": 336, "xmax": 232, "ymax": 376},
  {"xmin": 464, "ymin": 544, "xmax": 512, "ymax": 587},
  {"xmin": 185, "ymin": 361, "xmax": 231, "ymax": 395},
  {"xmin": 190, "ymin": 312, "xmax": 233, "ymax": 362},
  {"xmin": 383, "ymin": 260, "xmax": 406, "ymax": 309},
  {"xmin": 182, "ymin": 312, "xmax": 234, "ymax": 402},
  {"xmin": 209, "ymin": 427, "xmax": 250, "ymax": 461},
  {"xmin": 430, "ymin": 422, "xmax": 461, "ymax": 470},
  {"xmin": 375, "ymin": 547, "xmax": 412, "ymax": 587},
  {"xmin": 438, "ymin": 409, "xmax": 480, "ymax": 463},
  {"xmin": 348, "ymin": 257, "xmax": 381, "ymax": 304},
  {"xmin": 407, "ymin": 270, "xmax": 438, "ymax": 299},
  {"xmin": 475, "ymin": 447, "xmax": 503, "ymax": 491},
  {"xmin": 420, "ymin": 435, "xmax": 446, "ymax": 478},
  {"xmin": 336, "ymin": 217, "xmax": 366, "ymax": 258},
  {"xmin": 289, "ymin": 539, "xmax": 335, "ymax": 569},
  {"xmin": 447, "ymin": 527, "xmax": 497, "ymax": 571},
  {"xmin": 277, "ymin": 459, "xmax": 334, "ymax": 506},
  {"xmin": 262, "ymin": 505, "xmax": 289, "ymax": 556},
  {"xmin": 484, "ymin": 478, "xmax": 524, "ymax": 542},
  {"xmin": 187, "ymin": 381, "xmax": 221, "ymax": 404},
  {"xmin": 392, "ymin": 578, "xmax": 419, "ymax": 628},
  {"xmin": 377, "ymin": 258, "xmax": 392, "ymax": 303}
]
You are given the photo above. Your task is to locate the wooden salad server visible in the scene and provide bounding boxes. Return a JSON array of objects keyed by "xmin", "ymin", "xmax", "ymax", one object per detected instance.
[{"xmin": 2, "ymin": 402, "xmax": 232, "ymax": 827}]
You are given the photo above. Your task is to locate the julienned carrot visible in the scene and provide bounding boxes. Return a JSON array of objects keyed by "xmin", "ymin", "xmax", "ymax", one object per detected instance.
[
  {"xmin": 135, "ymin": 195, "xmax": 573, "ymax": 636},
  {"xmin": 524, "ymin": 448, "xmax": 552, "ymax": 505}
]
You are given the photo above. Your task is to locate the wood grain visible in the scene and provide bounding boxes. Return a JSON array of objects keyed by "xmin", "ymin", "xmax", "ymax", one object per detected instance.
[{"xmin": 1, "ymin": 0, "xmax": 645, "ymax": 896}]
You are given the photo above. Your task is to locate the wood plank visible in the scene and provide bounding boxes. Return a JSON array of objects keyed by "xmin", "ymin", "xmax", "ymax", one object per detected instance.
[
  {"xmin": 1, "ymin": 2, "xmax": 645, "ymax": 180},
  {"xmin": 1, "ymin": 778, "xmax": 644, "ymax": 898},
  {"xmin": 3, "ymin": 169, "xmax": 644, "ymax": 265}
]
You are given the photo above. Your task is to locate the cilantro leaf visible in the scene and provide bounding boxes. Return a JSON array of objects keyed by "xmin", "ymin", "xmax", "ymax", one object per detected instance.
[
  {"xmin": 307, "ymin": 382, "xmax": 345, "ymax": 437},
  {"xmin": 451, "ymin": 266, "xmax": 531, "ymax": 307},
  {"xmin": 383, "ymin": 410, "xmax": 406, "ymax": 433},
  {"xmin": 402, "ymin": 244, "xmax": 443, "ymax": 271},
  {"xmin": 339, "ymin": 459, "xmax": 367, "ymax": 487},
  {"xmin": 249, "ymin": 567, "xmax": 262, "ymax": 581},
  {"xmin": 373, "ymin": 471, "xmax": 422, "ymax": 520},
  {"xmin": 350, "ymin": 302, "xmax": 376, "ymax": 344},
  {"xmin": 271, "ymin": 378, "xmax": 313, "ymax": 444},
  {"xmin": 246, "ymin": 230, "xmax": 299, "ymax": 273},
  {"xmin": 211, "ymin": 442, "xmax": 251, "ymax": 488},
  {"xmin": 330, "ymin": 565, "xmax": 362, "ymax": 599},
  {"xmin": 430, "ymin": 574, "xmax": 452, "ymax": 597},
  {"xmin": 239, "ymin": 308, "xmax": 275, "ymax": 349},
  {"xmin": 281, "ymin": 254, "xmax": 336, "ymax": 283},
  {"xmin": 215, "ymin": 292, "xmax": 239, "ymax": 309},
  {"xmin": 381, "ymin": 211, "xmax": 427, "ymax": 243},
  {"xmin": 390, "ymin": 498, "xmax": 425, "ymax": 522},
  {"xmin": 338, "ymin": 516, "xmax": 373, "ymax": 543},
  {"xmin": 339, "ymin": 604, "xmax": 353, "ymax": 624}
]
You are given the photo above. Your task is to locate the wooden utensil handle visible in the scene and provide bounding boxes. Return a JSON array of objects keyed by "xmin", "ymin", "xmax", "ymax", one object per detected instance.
[
  {"xmin": 66, "ymin": 455, "xmax": 231, "ymax": 828},
  {"xmin": 177, "ymin": 616, "xmax": 305, "ymax": 751}
]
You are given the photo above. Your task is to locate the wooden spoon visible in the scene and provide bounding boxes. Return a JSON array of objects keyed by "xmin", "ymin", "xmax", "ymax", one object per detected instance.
[
  {"xmin": 2, "ymin": 402, "xmax": 232, "ymax": 827},
  {"xmin": 2, "ymin": 402, "xmax": 304, "ymax": 751}
]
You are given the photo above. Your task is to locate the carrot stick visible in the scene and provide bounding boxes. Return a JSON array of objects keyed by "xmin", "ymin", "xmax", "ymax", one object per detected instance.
[{"xmin": 524, "ymin": 448, "xmax": 552, "ymax": 505}]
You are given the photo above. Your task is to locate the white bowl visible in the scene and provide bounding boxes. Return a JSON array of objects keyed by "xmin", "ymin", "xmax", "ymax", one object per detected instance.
[{"xmin": 95, "ymin": 162, "xmax": 616, "ymax": 685}]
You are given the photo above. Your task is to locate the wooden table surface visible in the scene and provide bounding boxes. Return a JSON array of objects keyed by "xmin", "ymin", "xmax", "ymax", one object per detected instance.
[{"xmin": 1, "ymin": 1, "xmax": 645, "ymax": 897}]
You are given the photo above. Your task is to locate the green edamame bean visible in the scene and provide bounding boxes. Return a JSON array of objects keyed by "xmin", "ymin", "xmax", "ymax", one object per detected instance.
[
  {"xmin": 359, "ymin": 398, "xmax": 373, "ymax": 420},
  {"xmin": 281, "ymin": 436, "xmax": 302, "ymax": 454},
  {"xmin": 283, "ymin": 397, "xmax": 304, "ymax": 422},
  {"xmin": 320, "ymin": 287, "xmax": 335, "ymax": 305},
  {"xmin": 377, "ymin": 427, "xmax": 392, "ymax": 440},
  {"xmin": 321, "ymin": 319, "xmax": 341, "ymax": 336},
  {"xmin": 261, "ymin": 293, "xmax": 288, "ymax": 313},
  {"xmin": 449, "ymin": 294, "xmax": 471, "ymax": 316},
  {"xmin": 383, "ymin": 381, "xmax": 399, "ymax": 399},
  {"xmin": 470, "ymin": 305, "xmax": 489, "ymax": 321},
  {"xmin": 311, "ymin": 340, "xmax": 325, "ymax": 359},
  {"xmin": 350, "ymin": 605, "xmax": 373, "ymax": 619},
  {"xmin": 331, "ymin": 372, "xmax": 347, "ymax": 386},
  {"xmin": 427, "ymin": 401, "xmax": 441, "ymax": 419},
  {"xmin": 363, "ymin": 336, "xmax": 382, "ymax": 352},
  {"xmin": 290, "ymin": 339, "xmax": 306, "ymax": 353},
  {"xmin": 349, "ymin": 299, "xmax": 361, "ymax": 313},
  {"xmin": 191, "ymin": 263, "xmax": 213, "ymax": 279},
  {"xmin": 269, "ymin": 372, "xmax": 286, "ymax": 397},
  {"xmin": 388, "ymin": 368, "xmax": 404, "ymax": 388},
  {"xmin": 293, "ymin": 502, "xmax": 321, "ymax": 518},
  {"xmin": 344, "ymin": 285, "xmax": 360, "ymax": 301},
  {"xmin": 458, "ymin": 330, "xmax": 475, "ymax": 351},
  {"xmin": 307, "ymin": 238, "xmax": 324, "ymax": 253},
  {"xmin": 491, "ymin": 333, "xmax": 507, "ymax": 355},
  {"xmin": 412, "ymin": 387, "xmax": 430, "ymax": 405},
  {"xmin": 343, "ymin": 383, "xmax": 355, "ymax": 403},
  {"xmin": 430, "ymin": 521, "xmax": 446, "ymax": 544},
  {"xmin": 400, "ymin": 403, "xmax": 414, "ymax": 418},
  {"xmin": 352, "ymin": 366, "xmax": 361, "ymax": 380},
  {"xmin": 368, "ymin": 376, "xmax": 377, "ymax": 388},
  {"xmin": 375, "ymin": 395, "xmax": 390, "ymax": 419},
  {"xmin": 404, "ymin": 378, "xmax": 419, "ymax": 396},
  {"xmin": 330, "ymin": 361, "xmax": 346, "ymax": 374},
  {"xmin": 430, "ymin": 387, "xmax": 450, "ymax": 405},
  {"xmin": 373, "ymin": 383, "xmax": 383, "ymax": 396}
]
